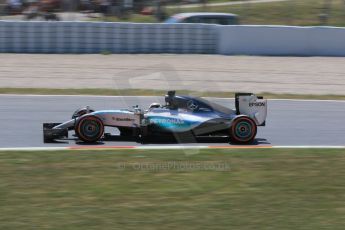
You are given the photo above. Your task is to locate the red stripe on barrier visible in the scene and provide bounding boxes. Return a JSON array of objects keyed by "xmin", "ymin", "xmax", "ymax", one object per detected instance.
[
  {"xmin": 209, "ymin": 146, "xmax": 273, "ymax": 149},
  {"xmin": 68, "ymin": 145, "xmax": 274, "ymax": 150},
  {"xmin": 69, "ymin": 146, "xmax": 137, "ymax": 150}
]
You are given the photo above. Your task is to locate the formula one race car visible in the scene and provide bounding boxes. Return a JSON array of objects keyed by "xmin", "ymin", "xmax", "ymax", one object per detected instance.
[{"xmin": 43, "ymin": 91, "xmax": 267, "ymax": 144}]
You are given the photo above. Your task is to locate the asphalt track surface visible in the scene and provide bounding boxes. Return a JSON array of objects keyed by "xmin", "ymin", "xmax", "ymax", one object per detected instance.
[{"xmin": 0, "ymin": 95, "xmax": 344, "ymax": 148}]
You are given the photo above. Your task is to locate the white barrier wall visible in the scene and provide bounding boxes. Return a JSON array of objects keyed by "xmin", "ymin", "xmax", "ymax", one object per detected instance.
[
  {"xmin": 1, "ymin": 21, "xmax": 345, "ymax": 56},
  {"xmin": 0, "ymin": 21, "xmax": 217, "ymax": 54},
  {"xmin": 218, "ymin": 25, "xmax": 345, "ymax": 56}
]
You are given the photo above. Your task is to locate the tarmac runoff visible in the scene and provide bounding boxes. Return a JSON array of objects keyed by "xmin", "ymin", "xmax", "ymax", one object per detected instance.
[{"xmin": 1, "ymin": 55, "xmax": 345, "ymax": 95}]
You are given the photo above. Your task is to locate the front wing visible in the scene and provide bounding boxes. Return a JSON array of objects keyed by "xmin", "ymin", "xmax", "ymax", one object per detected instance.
[{"xmin": 43, "ymin": 123, "xmax": 68, "ymax": 143}]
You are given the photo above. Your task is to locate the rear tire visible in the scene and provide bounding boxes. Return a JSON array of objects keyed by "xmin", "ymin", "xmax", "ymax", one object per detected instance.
[
  {"xmin": 75, "ymin": 115, "xmax": 104, "ymax": 143},
  {"xmin": 230, "ymin": 116, "xmax": 257, "ymax": 144}
]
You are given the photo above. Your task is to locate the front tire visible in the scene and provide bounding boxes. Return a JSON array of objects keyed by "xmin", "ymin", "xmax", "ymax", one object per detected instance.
[
  {"xmin": 75, "ymin": 115, "xmax": 104, "ymax": 143},
  {"xmin": 230, "ymin": 116, "xmax": 257, "ymax": 144}
]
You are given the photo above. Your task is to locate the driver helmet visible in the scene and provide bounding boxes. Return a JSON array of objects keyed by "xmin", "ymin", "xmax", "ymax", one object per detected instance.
[{"xmin": 149, "ymin": 103, "xmax": 161, "ymax": 109}]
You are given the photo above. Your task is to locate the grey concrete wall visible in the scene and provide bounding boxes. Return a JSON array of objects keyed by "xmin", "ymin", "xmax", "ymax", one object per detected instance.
[
  {"xmin": 218, "ymin": 25, "xmax": 345, "ymax": 56},
  {"xmin": 1, "ymin": 21, "xmax": 345, "ymax": 56}
]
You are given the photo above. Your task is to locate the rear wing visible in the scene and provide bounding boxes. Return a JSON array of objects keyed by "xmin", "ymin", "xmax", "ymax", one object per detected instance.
[{"xmin": 235, "ymin": 93, "xmax": 267, "ymax": 126}]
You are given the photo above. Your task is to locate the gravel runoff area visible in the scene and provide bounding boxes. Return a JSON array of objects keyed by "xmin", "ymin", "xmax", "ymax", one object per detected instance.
[{"xmin": 0, "ymin": 54, "xmax": 344, "ymax": 95}]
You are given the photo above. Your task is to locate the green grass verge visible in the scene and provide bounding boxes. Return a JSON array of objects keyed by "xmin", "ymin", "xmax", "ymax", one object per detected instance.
[
  {"xmin": 1, "ymin": 148, "xmax": 345, "ymax": 229},
  {"xmin": 1, "ymin": 87, "xmax": 345, "ymax": 100}
]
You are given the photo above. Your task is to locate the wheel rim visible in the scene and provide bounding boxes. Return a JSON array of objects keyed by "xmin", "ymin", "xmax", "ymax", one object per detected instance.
[
  {"xmin": 81, "ymin": 120, "xmax": 101, "ymax": 139},
  {"xmin": 235, "ymin": 121, "xmax": 252, "ymax": 139}
]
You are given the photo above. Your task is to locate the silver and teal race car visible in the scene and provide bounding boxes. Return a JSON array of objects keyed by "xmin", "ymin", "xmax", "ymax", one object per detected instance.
[{"xmin": 43, "ymin": 91, "xmax": 267, "ymax": 144}]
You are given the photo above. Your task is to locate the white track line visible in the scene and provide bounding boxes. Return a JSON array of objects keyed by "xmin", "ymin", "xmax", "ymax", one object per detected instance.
[
  {"xmin": 134, "ymin": 146, "xmax": 209, "ymax": 150},
  {"xmin": 0, "ymin": 147, "xmax": 69, "ymax": 151},
  {"xmin": 0, "ymin": 146, "xmax": 344, "ymax": 151},
  {"xmin": 273, "ymin": 146, "xmax": 345, "ymax": 149}
]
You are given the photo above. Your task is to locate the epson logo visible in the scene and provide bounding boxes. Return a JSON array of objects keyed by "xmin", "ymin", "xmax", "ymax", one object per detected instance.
[{"xmin": 249, "ymin": 102, "xmax": 266, "ymax": 107}]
